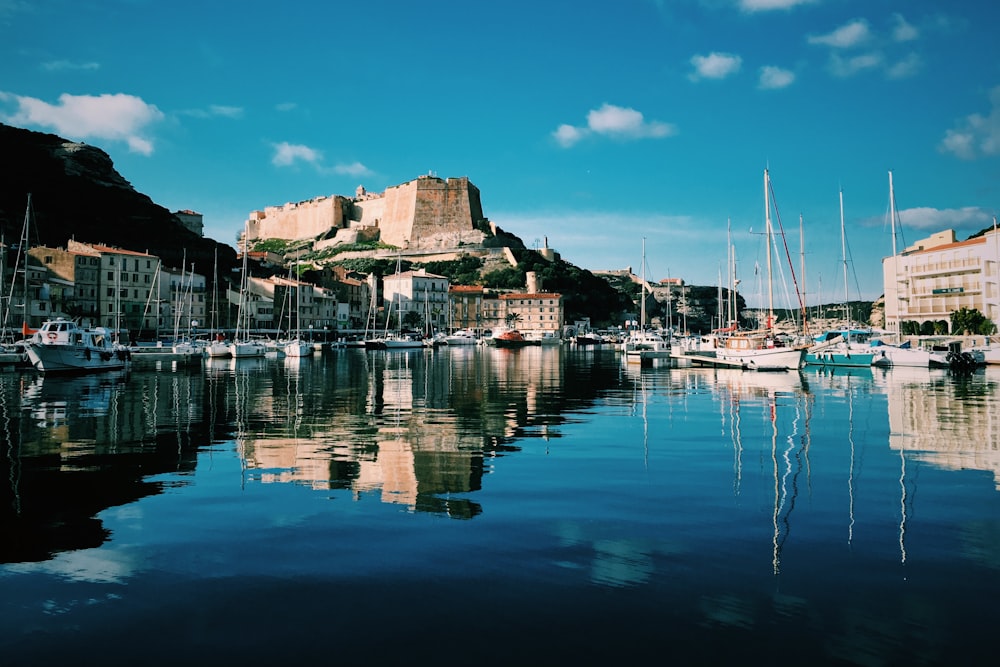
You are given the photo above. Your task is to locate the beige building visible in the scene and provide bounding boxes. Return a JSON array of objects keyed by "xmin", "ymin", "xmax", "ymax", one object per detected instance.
[
  {"xmin": 67, "ymin": 241, "xmax": 160, "ymax": 336},
  {"xmin": 882, "ymin": 228, "xmax": 1000, "ymax": 334},
  {"xmin": 499, "ymin": 292, "xmax": 564, "ymax": 335},
  {"xmin": 449, "ymin": 285, "xmax": 484, "ymax": 332},
  {"xmin": 383, "ymin": 269, "xmax": 449, "ymax": 333},
  {"xmin": 159, "ymin": 263, "xmax": 207, "ymax": 339},
  {"xmin": 29, "ymin": 244, "xmax": 102, "ymax": 327}
]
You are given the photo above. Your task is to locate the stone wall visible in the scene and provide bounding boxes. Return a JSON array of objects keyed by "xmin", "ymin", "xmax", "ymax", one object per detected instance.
[{"xmin": 246, "ymin": 195, "xmax": 350, "ymax": 242}]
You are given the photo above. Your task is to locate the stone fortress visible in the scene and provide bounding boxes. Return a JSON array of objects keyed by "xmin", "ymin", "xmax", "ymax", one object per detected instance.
[{"xmin": 245, "ymin": 174, "xmax": 494, "ymax": 255}]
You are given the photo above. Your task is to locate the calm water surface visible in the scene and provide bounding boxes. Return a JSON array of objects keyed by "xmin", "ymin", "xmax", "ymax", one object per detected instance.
[{"xmin": 2, "ymin": 346, "xmax": 999, "ymax": 665}]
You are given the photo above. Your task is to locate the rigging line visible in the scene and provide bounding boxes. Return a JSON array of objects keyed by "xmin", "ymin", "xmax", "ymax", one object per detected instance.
[{"xmin": 767, "ymin": 175, "xmax": 807, "ymax": 319}]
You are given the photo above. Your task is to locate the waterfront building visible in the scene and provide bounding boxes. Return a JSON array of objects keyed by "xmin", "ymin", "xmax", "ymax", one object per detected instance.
[
  {"xmin": 251, "ymin": 273, "xmax": 338, "ymax": 336},
  {"xmin": 68, "ymin": 241, "xmax": 160, "ymax": 336},
  {"xmin": 499, "ymin": 292, "xmax": 564, "ymax": 336},
  {"xmin": 383, "ymin": 268, "xmax": 450, "ymax": 333},
  {"xmin": 449, "ymin": 285, "xmax": 484, "ymax": 333},
  {"xmin": 882, "ymin": 227, "xmax": 1000, "ymax": 335},
  {"xmin": 28, "ymin": 244, "xmax": 101, "ymax": 327}
]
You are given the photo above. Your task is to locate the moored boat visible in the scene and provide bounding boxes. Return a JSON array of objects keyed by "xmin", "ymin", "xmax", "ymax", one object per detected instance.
[
  {"xmin": 493, "ymin": 329, "xmax": 532, "ymax": 348},
  {"xmin": 26, "ymin": 318, "xmax": 131, "ymax": 374}
]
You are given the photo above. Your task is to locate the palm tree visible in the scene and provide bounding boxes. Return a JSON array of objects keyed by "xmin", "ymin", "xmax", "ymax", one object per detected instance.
[{"xmin": 505, "ymin": 312, "xmax": 521, "ymax": 328}]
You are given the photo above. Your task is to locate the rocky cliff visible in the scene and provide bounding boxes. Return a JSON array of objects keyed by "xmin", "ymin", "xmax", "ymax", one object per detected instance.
[{"xmin": 0, "ymin": 123, "xmax": 237, "ymax": 278}]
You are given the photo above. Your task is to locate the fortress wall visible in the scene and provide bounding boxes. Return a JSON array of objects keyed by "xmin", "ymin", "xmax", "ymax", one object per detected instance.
[
  {"xmin": 412, "ymin": 176, "xmax": 482, "ymax": 249},
  {"xmin": 352, "ymin": 196, "xmax": 385, "ymax": 227},
  {"xmin": 246, "ymin": 196, "xmax": 347, "ymax": 242},
  {"xmin": 378, "ymin": 179, "xmax": 419, "ymax": 247}
]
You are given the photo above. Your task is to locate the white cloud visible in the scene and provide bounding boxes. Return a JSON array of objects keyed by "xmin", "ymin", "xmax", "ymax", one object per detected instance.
[
  {"xmin": 41, "ymin": 59, "xmax": 100, "ymax": 72},
  {"xmin": 896, "ymin": 206, "xmax": 994, "ymax": 232},
  {"xmin": 271, "ymin": 141, "xmax": 322, "ymax": 167},
  {"xmin": 275, "ymin": 102, "xmax": 297, "ymax": 112},
  {"xmin": 553, "ymin": 123, "xmax": 585, "ymax": 148},
  {"xmin": 758, "ymin": 66, "xmax": 795, "ymax": 90},
  {"xmin": 940, "ymin": 86, "xmax": 1000, "ymax": 160},
  {"xmin": 827, "ymin": 51, "xmax": 883, "ymax": 78},
  {"xmin": 891, "ymin": 13, "xmax": 919, "ymax": 42},
  {"xmin": 180, "ymin": 104, "xmax": 244, "ymax": 119},
  {"xmin": 739, "ymin": 0, "xmax": 816, "ymax": 11},
  {"xmin": 808, "ymin": 19, "xmax": 872, "ymax": 49},
  {"xmin": 689, "ymin": 52, "xmax": 742, "ymax": 81},
  {"xmin": 552, "ymin": 104, "xmax": 675, "ymax": 148},
  {"xmin": 333, "ymin": 161, "xmax": 372, "ymax": 177},
  {"xmin": 0, "ymin": 91, "xmax": 163, "ymax": 155},
  {"xmin": 886, "ymin": 52, "xmax": 921, "ymax": 79}
]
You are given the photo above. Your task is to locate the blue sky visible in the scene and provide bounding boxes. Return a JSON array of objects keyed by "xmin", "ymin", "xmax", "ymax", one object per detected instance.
[{"xmin": 3, "ymin": 0, "xmax": 1000, "ymax": 306}]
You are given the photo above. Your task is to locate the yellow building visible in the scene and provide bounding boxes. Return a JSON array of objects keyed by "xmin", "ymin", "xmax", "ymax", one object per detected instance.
[{"xmin": 882, "ymin": 227, "xmax": 1000, "ymax": 334}]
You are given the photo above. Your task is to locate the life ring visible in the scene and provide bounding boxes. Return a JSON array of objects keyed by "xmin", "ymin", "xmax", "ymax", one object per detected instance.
[{"xmin": 46, "ymin": 332, "xmax": 57, "ymax": 341}]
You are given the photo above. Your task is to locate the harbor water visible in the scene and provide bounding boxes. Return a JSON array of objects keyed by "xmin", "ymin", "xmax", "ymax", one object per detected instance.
[{"xmin": 2, "ymin": 345, "xmax": 999, "ymax": 665}]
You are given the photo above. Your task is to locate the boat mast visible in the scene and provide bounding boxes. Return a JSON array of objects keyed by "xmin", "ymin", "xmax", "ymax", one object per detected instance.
[
  {"xmin": 639, "ymin": 237, "xmax": 646, "ymax": 329},
  {"xmin": 888, "ymin": 170, "xmax": 899, "ymax": 339},
  {"xmin": 764, "ymin": 169, "xmax": 774, "ymax": 330},
  {"xmin": 840, "ymin": 187, "xmax": 850, "ymax": 335},
  {"xmin": 800, "ymin": 213, "xmax": 808, "ymax": 336}
]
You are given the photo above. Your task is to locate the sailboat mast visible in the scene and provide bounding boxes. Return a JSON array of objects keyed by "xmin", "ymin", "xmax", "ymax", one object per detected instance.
[
  {"xmin": 888, "ymin": 170, "xmax": 899, "ymax": 338},
  {"xmin": 639, "ymin": 237, "xmax": 646, "ymax": 329},
  {"xmin": 799, "ymin": 213, "xmax": 807, "ymax": 336},
  {"xmin": 840, "ymin": 188, "xmax": 849, "ymax": 329},
  {"xmin": 764, "ymin": 169, "xmax": 774, "ymax": 329}
]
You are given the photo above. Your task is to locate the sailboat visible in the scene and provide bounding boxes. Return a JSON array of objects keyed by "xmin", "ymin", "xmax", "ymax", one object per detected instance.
[
  {"xmin": 205, "ymin": 247, "xmax": 232, "ymax": 358},
  {"xmin": 229, "ymin": 222, "xmax": 265, "ymax": 358},
  {"xmin": 621, "ymin": 237, "xmax": 670, "ymax": 364},
  {"xmin": 805, "ymin": 187, "xmax": 875, "ymax": 367},
  {"xmin": 715, "ymin": 169, "xmax": 807, "ymax": 371},
  {"xmin": 283, "ymin": 262, "xmax": 312, "ymax": 358},
  {"xmin": 869, "ymin": 171, "xmax": 948, "ymax": 368}
]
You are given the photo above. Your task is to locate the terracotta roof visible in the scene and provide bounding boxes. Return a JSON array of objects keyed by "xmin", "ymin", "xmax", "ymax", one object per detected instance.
[
  {"xmin": 907, "ymin": 236, "xmax": 985, "ymax": 255},
  {"xmin": 499, "ymin": 292, "xmax": 562, "ymax": 300}
]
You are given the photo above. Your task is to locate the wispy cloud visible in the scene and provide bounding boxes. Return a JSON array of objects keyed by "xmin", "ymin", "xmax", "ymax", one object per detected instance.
[
  {"xmin": 552, "ymin": 103, "xmax": 676, "ymax": 148},
  {"xmin": 0, "ymin": 91, "xmax": 163, "ymax": 155},
  {"xmin": 895, "ymin": 206, "xmax": 995, "ymax": 232},
  {"xmin": 807, "ymin": 19, "xmax": 872, "ymax": 49},
  {"xmin": 271, "ymin": 141, "xmax": 322, "ymax": 167},
  {"xmin": 275, "ymin": 102, "xmax": 297, "ymax": 112},
  {"xmin": 890, "ymin": 13, "xmax": 919, "ymax": 42},
  {"xmin": 809, "ymin": 15, "xmax": 924, "ymax": 79},
  {"xmin": 940, "ymin": 85, "xmax": 1000, "ymax": 160},
  {"xmin": 269, "ymin": 141, "xmax": 372, "ymax": 177},
  {"xmin": 41, "ymin": 59, "xmax": 100, "ymax": 72},
  {"xmin": 689, "ymin": 52, "xmax": 742, "ymax": 81},
  {"xmin": 333, "ymin": 161, "xmax": 372, "ymax": 177},
  {"xmin": 827, "ymin": 52, "xmax": 883, "ymax": 78},
  {"xmin": 180, "ymin": 104, "xmax": 244, "ymax": 119},
  {"xmin": 739, "ymin": 0, "xmax": 816, "ymax": 12},
  {"xmin": 758, "ymin": 66, "xmax": 795, "ymax": 90}
]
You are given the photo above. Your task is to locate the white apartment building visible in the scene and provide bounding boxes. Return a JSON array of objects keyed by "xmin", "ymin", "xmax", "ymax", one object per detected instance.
[
  {"xmin": 882, "ymin": 228, "xmax": 1000, "ymax": 334},
  {"xmin": 383, "ymin": 269, "xmax": 449, "ymax": 333}
]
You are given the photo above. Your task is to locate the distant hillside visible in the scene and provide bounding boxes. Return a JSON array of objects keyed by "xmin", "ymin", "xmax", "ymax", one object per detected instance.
[{"xmin": 0, "ymin": 123, "xmax": 237, "ymax": 278}]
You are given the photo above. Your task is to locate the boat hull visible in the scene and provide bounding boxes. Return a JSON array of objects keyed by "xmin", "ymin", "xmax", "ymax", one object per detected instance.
[{"xmin": 27, "ymin": 342, "xmax": 129, "ymax": 374}]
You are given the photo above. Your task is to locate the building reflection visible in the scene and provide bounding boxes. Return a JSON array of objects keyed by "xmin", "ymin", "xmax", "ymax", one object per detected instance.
[
  {"xmin": 228, "ymin": 347, "xmax": 570, "ymax": 518},
  {"xmin": 1, "ymin": 369, "xmax": 206, "ymax": 563},
  {"xmin": 878, "ymin": 367, "xmax": 1000, "ymax": 489}
]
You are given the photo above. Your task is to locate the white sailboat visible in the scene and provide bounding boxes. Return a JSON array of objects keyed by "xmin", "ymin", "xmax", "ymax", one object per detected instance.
[
  {"xmin": 205, "ymin": 247, "xmax": 231, "ymax": 358},
  {"xmin": 283, "ymin": 262, "xmax": 312, "ymax": 358},
  {"xmin": 230, "ymin": 223, "xmax": 265, "ymax": 358},
  {"xmin": 621, "ymin": 237, "xmax": 670, "ymax": 364},
  {"xmin": 715, "ymin": 169, "xmax": 806, "ymax": 371},
  {"xmin": 805, "ymin": 188, "xmax": 876, "ymax": 367}
]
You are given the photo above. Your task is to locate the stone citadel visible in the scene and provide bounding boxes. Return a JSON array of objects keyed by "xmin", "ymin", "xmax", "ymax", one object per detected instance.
[{"xmin": 245, "ymin": 174, "xmax": 494, "ymax": 254}]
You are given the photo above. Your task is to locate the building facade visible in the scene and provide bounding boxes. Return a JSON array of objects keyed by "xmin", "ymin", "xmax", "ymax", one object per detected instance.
[
  {"xmin": 882, "ymin": 228, "xmax": 1000, "ymax": 334},
  {"xmin": 383, "ymin": 269, "xmax": 450, "ymax": 333}
]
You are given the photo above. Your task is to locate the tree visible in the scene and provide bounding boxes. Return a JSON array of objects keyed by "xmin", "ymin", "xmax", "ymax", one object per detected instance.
[
  {"xmin": 505, "ymin": 312, "xmax": 521, "ymax": 328},
  {"xmin": 951, "ymin": 307, "xmax": 997, "ymax": 335},
  {"xmin": 402, "ymin": 309, "xmax": 423, "ymax": 331}
]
